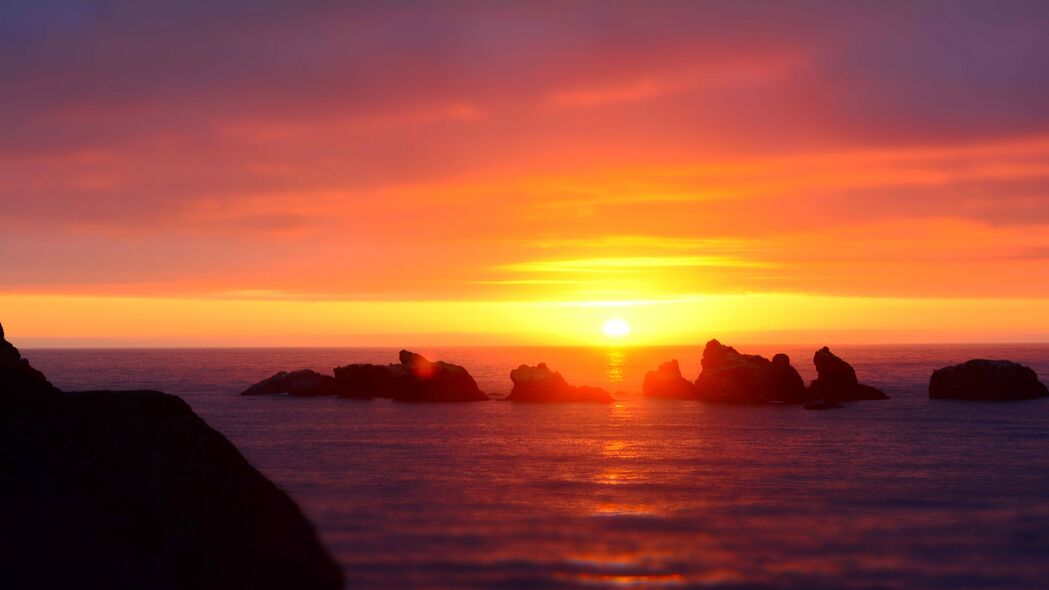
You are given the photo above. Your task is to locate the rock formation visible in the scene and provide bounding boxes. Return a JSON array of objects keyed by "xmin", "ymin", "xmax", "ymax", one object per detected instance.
[
  {"xmin": 242, "ymin": 350, "xmax": 489, "ymax": 402},
  {"xmin": 333, "ymin": 350, "xmax": 489, "ymax": 402},
  {"xmin": 331, "ymin": 362, "xmax": 394, "ymax": 398},
  {"xmin": 508, "ymin": 363, "xmax": 614, "ymax": 403},
  {"xmin": 693, "ymin": 340, "xmax": 809, "ymax": 404},
  {"xmin": 0, "ymin": 323, "xmax": 343, "ymax": 590},
  {"xmin": 808, "ymin": 346, "xmax": 888, "ymax": 401},
  {"xmin": 642, "ymin": 359, "xmax": 697, "ymax": 399},
  {"xmin": 386, "ymin": 350, "xmax": 489, "ymax": 402},
  {"xmin": 241, "ymin": 369, "xmax": 340, "ymax": 396},
  {"xmin": 929, "ymin": 359, "xmax": 1048, "ymax": 400},
  {"xmin": 0, "ymin": 321, "xmax": 59, "ymax": 401}
]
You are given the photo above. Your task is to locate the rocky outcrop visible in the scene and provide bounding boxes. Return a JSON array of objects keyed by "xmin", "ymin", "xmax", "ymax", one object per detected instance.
[
  {"xmin": 643, "ymin": 342, "xmax": 891, "ymax": 406},
  {"xmin": 332, "ymin": 363, "xmax": 394, "ymax": 398},
  {"xmin": 242, "ymin": 350, "xmax": 489, "ymax": 402},
  {"xmin": 693, "ymin": 340, "xmax": 809, "ymax": 404},
  {"xmin": 642, "ymin": 359, "xmax": 697, "ymax": 399},
  {"xmin": 809, "ymin": 347, "xmax": 888, "ymax": 401},
  {"xmin": 241, "ymin": 369, "xmax": 340, "ymax": 397},
  {"xmin": 929, "ymin": 359, "xmax": 1048, "ymax": 400},
  {"xmin": 333, "ymin": 350, "xmax": 489, "ymax": 402},
  {"xmin": 0, "ymin": 325, "xmax": 343, "ymax": 590},
  {"xmin": 508, "ymin": 363, "xmax": 614, "ymax": 403},
  {"xmin": 385, "ymin": 350, "xmax": 489, "ymax": 402},
  {"xmin": 0, "ymin": 321, "xmax": 59, "ymax": 402}
]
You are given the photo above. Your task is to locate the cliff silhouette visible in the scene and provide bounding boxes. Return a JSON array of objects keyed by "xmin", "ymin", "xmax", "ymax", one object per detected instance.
[{"xmin": 0, "ymin": 322, "xmax": 343, "ymax": 590}]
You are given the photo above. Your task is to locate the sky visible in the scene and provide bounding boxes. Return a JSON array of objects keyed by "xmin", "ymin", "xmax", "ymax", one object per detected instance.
[{"xmin": 2, "ymin": 0, "xmax": 1049, "ymax": 346}]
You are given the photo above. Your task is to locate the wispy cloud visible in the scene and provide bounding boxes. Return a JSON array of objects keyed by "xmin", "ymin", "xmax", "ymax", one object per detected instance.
[
  {"xmin": 2, "ymin": 0, "xmax": 1049, "ymax": 311},
  {"xmin": 548, "ymin": 54, "xmax": 803, "ymax": 108},
  {"xmin": 496, "ymin": 256, "xmax": 772, "ymax": 273}
]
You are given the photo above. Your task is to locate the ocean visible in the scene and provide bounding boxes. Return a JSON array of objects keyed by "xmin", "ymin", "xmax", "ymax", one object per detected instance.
[{"xmin": 25, "ymin": 344, "xmax": 1049, "ymax": 589}]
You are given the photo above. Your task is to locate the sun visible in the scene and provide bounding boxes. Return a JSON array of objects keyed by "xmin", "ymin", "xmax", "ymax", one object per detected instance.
[{"xmin": 602, "ymin": 318, "xmax": 630, "ymax": 338}]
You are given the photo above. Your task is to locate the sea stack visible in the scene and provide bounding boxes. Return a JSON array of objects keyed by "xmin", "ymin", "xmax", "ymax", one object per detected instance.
[
  {"xmin": 929, "ymin": 359, "xmax": 1048, "ymax": 400},
  {"xmin": 241, "ymin": 369, "xmax": 340, "ymax": 396},
  {"xmin": 808, "ymin": 346, "xmax": 888, "ymax": 401},
  {"xmin": 243, "ymin": 350, "xmax": 490, "ymax": 402},
  {"xmin": 642, "ymin": 359, "xmax": 697, "ymax": 399},
  {"xmin": 508, "ymin": 363, "xmax": 614, "ymax": 403},
  {"xmin": 385, "ymin": 350, "xmax": 490, "ymax": 402},
  {"xmin": 693, "ymin": 340, "xmax": 809, "ymax": 404},
  {"xmin": 333, "ymin": 348, "xmax": 488, "ymax": 398}
]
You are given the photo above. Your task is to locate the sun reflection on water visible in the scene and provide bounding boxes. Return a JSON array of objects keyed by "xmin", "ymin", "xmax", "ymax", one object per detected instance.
[
  {"xmin": 557, "ymin": 553, "xmax": 700, "ymax": 588},
  {"xmin": 605, "ymin": 350, "xmax": 626, "ymax": 383},
  {"xmin": 601, "ymin": 439, "xmax": 642, "ymax": 459}
]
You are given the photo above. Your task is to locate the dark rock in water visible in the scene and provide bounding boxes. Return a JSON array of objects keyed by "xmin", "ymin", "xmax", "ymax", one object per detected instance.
[
  {"xmin": 693, "ymin": 340, "xmax": 809, "ymax": 404},
  {"xmin": 804, "ymin": 398, "xmax": 844, "ymax": 410},
  {"xmin": 246, "ymin": 351, "xmax": 490, "ymax": 402},
  {"xmin": 929, "ymin": 359, "xmax": 1048, "ymax": 400},
  {"xmin": 387, "ymin": 350, "xmax": 489, "ymax": 402},
  {"xmin": 642, "ymin": 359, "xmax": 697, "ymax": 399},
  {"xmin": 332, "ymin": 363, "xmax": 393, "ymax": 398},
  {"xmin": 507, "ymin": 363, "xmax": 614, "ymax": 403},
  {"xmin": 809, "ymin": 346, "xmax": 888, "ymax": 401},
  {"xmin": 0, "ymin": 321, "xmax": 59, "ymax": 401},
  {"xmin": 0, "ymin": 326, "xmax": 343, "ymax": 590},
  {"xmin": 332, "ymin": 350, "xmax": 488, "ymax": 402},
  {"xmin": 241, "ymin": 369, "xmax": 339, "ymax": 397}
]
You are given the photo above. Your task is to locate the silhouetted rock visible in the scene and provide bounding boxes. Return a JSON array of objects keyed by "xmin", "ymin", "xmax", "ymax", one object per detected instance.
[
  {"xmin": 642, "ymin": 359, "xmax": 697, "ymax": 399},
  {"xmin": 809, "ymin": 347, "xmax": 888, "ymax": 401},
  {"xmin": 387, "ymin": 350, "xmax": 489, "ymax": 402},
  {"xmin": 804, "ymin": 398, "xmax": 844, "ymax": 410},
  {"xmin": 0, "ymin": 325, "xmax": 343, "ymax": 590},
  {"xmin": 241, "ymin": 369, "xmax": 339, "ymax": 397},
  {"xmin": 332, "ymin": 350, "xmax": 488, "ymax": 402},
  {"xmin": 332, "ymin": 363, "xmax": 392, "ymax": 398},
  {"xmin": 693, "ymin": 340, "xmax": 809, "ymax": 404},
  {"xmin": 929, "ymin": 359, "xmax": 1048, "ymax": 400},
  {"xmin": 0, "ymin": 321, "xmax": 59, "ymax": 402},
  {"xmin": 508, "ymin": 363, "xmax": 614, "ymax": 403}
]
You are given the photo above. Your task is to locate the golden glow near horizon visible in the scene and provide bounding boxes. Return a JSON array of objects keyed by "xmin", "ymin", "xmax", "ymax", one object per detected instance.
[{"xmin": 4, "ymin": 293, "xmax": 1049, "ymax": 348}]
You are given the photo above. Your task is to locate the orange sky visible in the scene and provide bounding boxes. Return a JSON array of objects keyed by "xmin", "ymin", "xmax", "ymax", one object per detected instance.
[{"xmin": 2, "ymin": 2, "xmax": 1048, "ymax": 346}]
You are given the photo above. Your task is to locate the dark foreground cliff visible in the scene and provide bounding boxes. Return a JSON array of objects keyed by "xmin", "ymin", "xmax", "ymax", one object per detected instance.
[{"xmin": 0, "ymin": 323, "xmax": 343, "ymax": 590}]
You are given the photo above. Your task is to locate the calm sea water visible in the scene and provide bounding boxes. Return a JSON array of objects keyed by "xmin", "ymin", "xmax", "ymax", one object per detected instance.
[{"xmin": 25, "ymin": 345, "xmax": 1049, "ymax": 589}]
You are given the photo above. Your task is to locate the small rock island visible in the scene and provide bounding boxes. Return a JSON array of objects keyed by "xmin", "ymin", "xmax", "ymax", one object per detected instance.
[
  {"xmin": 929, "ymin": 359, "xmax": 1048, "ymax": 400},
  {"xmin": 809, "ymin": 346, "xmax": 889, "ymax": 402},
  {"xmin": 242, "ymin": 369, "xmax": 341, "ymax": 396},
  {"xmin": 244, "ymin": 350, "xmax": 489, "ymax": 402},
  {"xmin": 643, "ymin": 340, "xmax": 887, "ymax": 407},
  {"xmin": 0, "ymin": 322, "xmax": 343, "ymax": 590},
  {"xmin": 337, "ymin": 350, "xmax": 490, "ymax": 402},
  {"xmin": 642, "ymin": 359, "xmax": 697, "ymax": 399},
  {"xmin": 694, "ymin": 340, "xmax": 810, "ymax": 404},
  {"xmin": 508, "ymin": 363, "xmax": 615, "ymax": 403}
]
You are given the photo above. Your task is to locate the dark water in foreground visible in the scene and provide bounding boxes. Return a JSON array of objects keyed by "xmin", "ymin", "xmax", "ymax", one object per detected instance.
[{"xmin": 25, "ymin": 345, "xmax": 1049, "ymax": 589}]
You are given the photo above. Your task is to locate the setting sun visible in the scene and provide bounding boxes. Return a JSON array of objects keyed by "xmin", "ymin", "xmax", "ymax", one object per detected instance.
[{"xmin": 602, "ymin": 318, "xmax": 630, "ymax": 338}]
